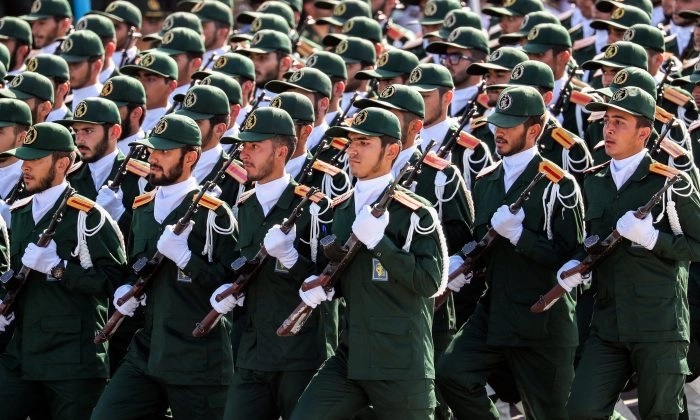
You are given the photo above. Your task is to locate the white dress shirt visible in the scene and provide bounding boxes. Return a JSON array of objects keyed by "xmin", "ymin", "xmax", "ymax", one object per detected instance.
[
  {"xmin": 32, "ymin": 181, "xmax": 69, "ymax": 224},
  {"xmin": 154, "ymin": 177, "xmax": 199, "ymax": 224},
  {"xmin": 353, "ymin": 173, "xmax": 393, "ymax": 215},
  {"xmin": 0, "ymin": 160, "xmax": 23, "ymax": 199},
  {"xmin": 71, "ymin": 83, "xmax": 103, "ymax": 112},
  {"xmin": 88, "ymin": 149, "xmax": 118, "ymax": 190},
  {"xmin": 610, "ymin": 148, "xmax": 646, "ymax": 190},
  {"xmin": 254, "ymin": 174, "xmax": 290, "ymax": 216},
  {"xmin": 193, "ymin": 144, "xmax": 223, "ymax": 183},
  {"xmin": 502, "ymin": 145, "xmax": 538, "ymax": 192}
]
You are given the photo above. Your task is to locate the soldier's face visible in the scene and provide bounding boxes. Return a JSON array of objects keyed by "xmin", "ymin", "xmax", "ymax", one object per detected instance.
[
  {"xmin": 346, "ymin": 133, "xmax": 392, "ymax": 180},
  {"xmin": 673, "ymin": 0, "xmax": 700, "ymax": 24},
  {"xmin": 31, "ymin": 18, "xmax": 61, "ymax": 49},
  {"xmin": 494, "ymin": 123, "xmax": 528, "ymax": 156},
  {"xmin": 484, "ymin": 70, "xmax": 510, "ymax": 107},
  {"xmin": 443, "ymin": 47, "xmax": 474, "ymax": 87},
  {"xmin": 68, "ymin": 60, "xmax": 95, "ymax": 90},
  {"xmin": 136, "ymin": 71, "xmax": 172, "ymax": 109},
  {"xmin": 603, "ymin": 109, "xmax": 650, "ymax": 159},
  {"xmin": 194, "ymin": 119, "xmax": 217, "ymax": 150},
  {"xmin": 692, "ymin": 85, "xmax": 700, "ymax": 108},
  {"xmin": 344, "ymin": 63, "xmax": 365, "ymax": 92},
  {"xmin": 499, "ymin": 16, "xmax": 524, "ymax": 35},
  {"xmin": 251, "ymin": 52, "xmax": 280, "ymax": 86},
  {"xmin": 22, "ymin": 154, "xmax": 59, "ymax": 193},
  {"xmin": 606, "ymin": 27, "xmax": 626, "ymax": 44},
  {"xmin": 601, "ymin": 66, "xmax": 619, "ymax": 87},
  {"xmin": 73, "ymin": 122, "xmax": 111, "ymax": 163},
  {"xmin": 0, "ymin": 126, "xmax": 25, "ymax": 159},
  {"xmin": 240, "ymin": 139, "xmax": 282, "ymax": 183},
  {"xmin": 112, "ymin": 20, "xmax": 130, "ymax": 50},
  {"xmin": 148, "ymin": 148, "xmax": 186, "ymax": 186}
]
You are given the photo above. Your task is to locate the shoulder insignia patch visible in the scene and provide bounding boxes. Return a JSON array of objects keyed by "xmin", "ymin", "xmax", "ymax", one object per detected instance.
[
  {"xmin": 663, "ymin": 87, "xmax": 692, "ymax": 107},
  {"xmin": 330, "ymin": 137, "xmax": 348, "ymax": 151},
  {"xmin": 67, "ymin": 194, "xmax": 95, "ymax": 212},
  {"xmin": 471, "ymin": 116, "xmax": 488, "ymax": 129},
  {"xmin": 689, "ymin": 119, "xmax": 700, "ymax": 132},
  {"xmin": 570, "ymin": 89, "xmax": 595, "ymax": 106},
  {"xmin": 573, "ymin": 35, "xmax": 596, "ymax": 51},
  {"xmin": 294, "ymin": 184, "xmax": 327, "ymax": 203},
  {"xmin": 476, "ymin": 160, "xmax": 502, "ymax": 179},
  {"xmin": 126, "ymin": 159, "xmax": 150, "ymax": 178},
  {"xmin": 236, "ymin": 189, "xmax": 255, "ymax": 205},
  {"xmin": 225, "ymin": 161, "xmax": 248, "ymax": 184},
  {"xmin": 331, "ymin": 188, "xmax": 354, "ymax": 208},
  {"xmin": 132, "ymin": 190, "xmax": 155, "ymax": 209},
  {"xmin": 312, "ymin": 159, "xmax": 342, "ymax": 176},
  {"xmin": 457, "ymin": 131, "xmax": 481, "ymax": 150},
  {"xmin": 649, "ymin": 162, "xmax": 681, "ymax": 178},
  {"xmin": 422, "ymin": 151, "xmax": 450, "ymax": 170},
  {"xmin": 655, "ymin": 106, "xmax": 674, "ymax": 124},
  {"xmin": 198, "ymin": 193, "xmax": 223, "ymax": 211},
  {"xmin": 583, "ymin": 160, "xmax": 610, "ymax": 175},
  {"xmin": 659, "ymin": 138, "xmax": 688, "ymax": 160},
  {"xmin": 393, "ymin": 190, "xmax": 422, "ymax": 211},
  {"xmin": 10, "ymin": 195, "xmax": 33, "ymax": 211},
  {"xmin": 551, "ymin": 128, "xmax": 580, "ymax": 150}
]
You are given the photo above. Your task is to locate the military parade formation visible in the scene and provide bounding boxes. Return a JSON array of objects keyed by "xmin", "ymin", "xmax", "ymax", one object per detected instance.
[{"xmin": 0, "ymin": 0, "xmax": 698, "ymax": 418}]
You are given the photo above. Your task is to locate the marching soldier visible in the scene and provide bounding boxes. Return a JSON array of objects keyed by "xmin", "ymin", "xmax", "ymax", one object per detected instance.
[
  {"xmin": 333, "ymin": 36, "xmax": 377, "ymax": 115},
  {"xmin": 210, "ymin": 107, "xmax": 337, "ymax": 420},
  {"xmin": 0, "ymin": 122, "xmax": 127, "ymax": 419},
  {"xmin": 498, "ymin": 10, "xmax": 560, "ymax": 46},
  {"xmin": 0, "ymin": 72, "xmax": 54, "ymax": 125},
  {"xmin": 291, "ymin": 106, "xmax": 448, "ymax": 420},
  {"xmin": 565, "ymin": 86, "xmax": 700, "ymax": 419},
  {"xmin": 92, "ymin": 113, "xmax": 238, "ymax": 419},
  {"xmin": 141, "ymin": 11, "xmax": 202, "ymax": 46},
  {"xmin": 92, "ymin": 0, "xmax": 142, "ymax": 69},
  {"xmin": 355, "ymin": 48, "xmax": 421, "ymax": 97},
  {"xmin": 483, "ymin": 0, "xmax": 545, "ymax": 37},
  {"xmin": 99, "ymin": 75, "xmax": 148, "ymax": 154},
  {"xmin": 190, "ymin": 0, "xmax": 232, "ymax": 70},
  {"xmin": 25, "ymin": 54, "xmax": 72, "ymax": 122},
  {"xmin": 437, "ymin": 86, "xmax": 584, "ymax": 419},
  {"xmin": 0, "ymin": 99, "xmax": 32, "ymax": 225},
  {"xmin": 302, "ymin": 51, "xmax": 348, "ymax": 126},
  {"xmin": 20, "ymin": 0, "xmax": 73, "ymax": 55},
  {"xmin": 59, "ymin": 29, "xmax": 106, "ymax": 113},
  {"xmin": 153, "ymin": 27, "xmax": 205, "ymax": 104},
  {"xmin": 408, "ymin": 63, "xmax": 455, "ymax": 154},
  {"xmin": 0, "ymin": 17, "xmax": 32, "ymax": 76},
  {"xmin": 198, "ymin": 72, "xmax": 244, "ymax": 141}
]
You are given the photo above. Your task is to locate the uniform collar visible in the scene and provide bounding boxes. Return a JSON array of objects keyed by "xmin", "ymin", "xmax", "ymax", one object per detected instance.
[
  {"xmin": 502, "ymin": 145, "xmax": 538, "ymax": 192},
  {"xmin": 0, "ymin": 160, "xmax": 23, "ymax": 199},
  {"xmin": 71, "ymin": 83, "xmax": 103, "ymax": 112},
  {"xmin": 393, "ymin": 144, "xmax": 419, "ymax": 179},
  {"xmin": 32, "ymin": 181, "xmax": 69, "ymax": 225},
  {"xmin": 420, "ymin": 118, "xmax": 453, "ymax": 153},
  {"xmin": 451, "ymin": 84, "xmax": 479, "ymax": 117},
  {"xmin": 87, "ymin": 149, "xmax": 119, "ymax": 190},
  {"xmin": 254, "ymin": 173, "xmax": 291, "ymax": 216},
  {"xmin": 609, "ymin": 148, "xmax": 647, "ymax": 189},
  {"xmin": 354, "ymin": 173, "xmax": 393, "ymax": 215},
  {"xmin": 154, "ymin": 176, "xmax": 199, "ymax": 224},
  {"xmin": 286, "ymin": 153, "xmax": 308, "ymax": 181},
  {"xmin": 193, "ymin": 143, "xmax": 223, "ymax": 183}
]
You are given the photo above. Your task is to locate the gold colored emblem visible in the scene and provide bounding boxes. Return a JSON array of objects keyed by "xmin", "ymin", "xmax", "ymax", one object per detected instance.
[
  {"xmin": 498, "ymin": 93, "xmax": 512, "ymax": 110},
  {"xmin": 162, "ymin": 16, "xmax": 174, "ymax": 31},
  {"xmin": 306, "ymin": 55, "xmax": 318, "ymax": 68},
  {"xmin": 75, "ymin": 101, "xmax": 88, "ymax": 118},
  {"xmin": 24, "ymin": 126, "xmax": 37, "ymax": 144},
  {"xmin": 520, "ymin": 15, "xmax": 529, "ymax": 30},
  {"xmin": 527, "ymin": 27, "xmax": 539, "ymax": 41},
  {"xmin": 10, "ymin": 74, "xmax": 23, "ymax": 87},
  {"xmin": 252, "ymin": 32, "xmax": 263, "ymax": 46},
  {"xmin": 604, "ymin": 44, "xmax": 618, "ymax": 59},
  {"xmin": 333, "ymin": 3, "xmax": 347, "ymax": 16},
  {"xmin": 379, "ymin": 85, "xmax": 396, "ymax": 98},
  {"xmin": 31, "ymin": 0, "xmax": 41, "ymax": 14},
  {"xmin": 162, "ymin": 31, "xmax": 175, "ymax": 45},
  {"xmin": 612, "ymin": 87, "xmax": 628, "ymax": 101},
  {"xmin": 448, "ymin": 28, "xmax": 461, "ymax": 42},
  {"xmin": 353, "ymin": 109, "xmax": 368, "ymax": 126},
  {"xmin": 444, "ymin": 12, "xmax": 456, "ymax": 28},
  {"xmin": 200, "ymin": 77, "xmax": 211, "ymax": 86},
  {"xmin": 61, "ymin": 38, "xmax": 73, "ymax": 53},
  {"xmin": 336, "ymin": 39, "xmax": 349, "ymax": 55},
  {"xmin": 251, "ymin": 17, "xmax": 263, "ymax": 32},
  {"xmin": 504, "ymin": 0, "xmax": 517, "ymax": 6},
  {"xmin": 184, "ymin": 92, "xmax": 197, "ymax": 108},
  {"xmin": 511, "ymin": 64, "xmax": 524, "ymax": 80},
  {"xmin": 242, "ymin": 113, "xmax": 257, "ymax": 131},
  {"xmin": 377, "ymin": 52, "xmax": 389, "ymax": 67},
  {"xmin": 342, "ymin": 19, "xmax": 354, "ymax": 33},
  {"xmin": 154, "ymin": 119, "xmax": 168, "ymax": 134},
  {"xmin": 623, "ymin": 28, "xmax": 634, "ymax": 41},
  {"xmin": 141, "ymin": 54, "xmax": 156, "ymax": 67},
  {"xmin": 409, "ymin": 68, "xmax": 422, "ymax": 83},
  {"xmin": 26, "ymin": 58, "xmax": 38, "ymax": 72},
  {"xmin": 611, "ymin": 7, "xmax": 625, "ymax": 19},
  {"xmin": 259, "ymin": 2, "xmax": 270, "ymax": 11},
  {"xmin": 106, "ymin": 2, "xmax": 119, "ymax": 12},
  {"xmin": 214, "ymin": 56, "xmax": 227, "ymax": 69},
  {"xmin": 289, "ymin": 70, "xmax": 304, "ymax": 83},
  {"xmin": 424, "ymin": 1, "xmax": 438, "ymax": 16},
  {"xmin": 191, "ymin": 2, "xmax": 205, "ymax": 13},
  {"xmin": 613, "ymin": 70, "xmax": 628, "ymax": 85},
  {"xmin": 695, "ymin": 61, "xmax": 700, "ymax": 72},
  {"xmin": 76, "ymin": 17, "xmax": 88, "ymax": 30},
  {"xmin": 270, "ymin": 97, "xmax": 282, "ymax": 108},
  {"xmin": 148, "ymin": 0, "xmax": 161, "ymax": 10},
  {"xmin": 101, "ymin": 81, "xmax": 114, "ymax": 96}
]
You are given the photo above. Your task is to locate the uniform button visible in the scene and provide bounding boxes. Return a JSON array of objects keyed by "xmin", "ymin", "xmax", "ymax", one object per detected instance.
[{"xmin": 375, "ymin": 252, "xmax": 382, "ymax": 257}]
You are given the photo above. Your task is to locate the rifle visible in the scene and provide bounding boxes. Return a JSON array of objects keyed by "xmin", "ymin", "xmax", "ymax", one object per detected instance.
[
  {"xmin": 94, "ymin": 186, "xmax": 214, "ymax": 344},
  {"xmin": 276, "ymin": 163, "xmax": 413, "ymax": 337},
  {"xmin": 242, "ymin": 91, "xmax": 268, "ymax": 123},
  {"xmin": 329, "ymin": 90, "xmax": 360, "ymax": 128},
  {"xmin": 649, "ymin": 116, "xmax": 676, "ymax": 158},
  {"xmin": 4, "ymin": 175, "xmax": 25, "ymax": 205},
  {"xmin": 530, "ymin": 172, "xmax": 683, "ymax": 313},
  {"xmin": 0, "ymin": 187, "xmax": 75, "ymax": 317},
  {"xmin": 433, "ymin": 161, "xmax": 566, "ymax": 310},
  {"xmin": 192, "ymin": 187, "xmax": 320, "ymax": 337},
  {"xmin": 108, "ymin": 145, "xmax": 144, "ymax": 192},
  {"xmin": 437, "ymin": 82, "xmax": 484, "ymax": 159},
  {"xmin": 400, "ymin": 139, "xmax": 436, "ymax": 189},
  {"xmin": 656, "ymin": 57, "xmax": 674, "ymax": 103},
  {"xmin": 297, "ymin": 138, "xmax": 330, "ymax": 186},
  {"xmin": 550, "ymin": 64, "xmax": 579, "ymax": 117},
  {"xmin": 119, "ymin": 26, "xmax": 136, "ymax": 68}
]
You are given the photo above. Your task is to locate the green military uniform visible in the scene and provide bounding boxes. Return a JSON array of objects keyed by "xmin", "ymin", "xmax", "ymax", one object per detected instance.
[
  {"xmin": 567, "ymin": 87, "xmax": 700, "ymax": 419},
  {"xmin": 222, "ymin": 108, "xmax": 338, "ymax": 420},
  {"xmin": 437, "ymin": 87, "xmax": 583, "ymax": 420},
  {"xmin": 0, "ymin": 122, "xmax": 126, "ymax": 419},
  {"xmin": 0, "ymin": 99, "xmax": 32, "ymax": 205},
  {"xmin": 92, "ymin": 114, "xmax": 237, "ymax": 420}
]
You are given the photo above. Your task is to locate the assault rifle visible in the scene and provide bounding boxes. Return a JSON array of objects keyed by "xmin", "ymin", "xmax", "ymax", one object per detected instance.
[
  {"xmin": 400, "ymin": 139, "xmax": 436, "ymax": 189},
  {"xmin": 550, "ymin": 64, "xmax": 579, "ymax": 117}
]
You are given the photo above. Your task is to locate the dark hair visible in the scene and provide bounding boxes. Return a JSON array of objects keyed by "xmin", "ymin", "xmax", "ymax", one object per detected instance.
[
  {"xmin": 183, "ymin": 144, "xmax": 202, "ymax": 168},
  {"xmin": 551, "ymin": 46, "xmax": 571, "ymax": 56},
  {"xmin": 185, "ymin": 51, "xmax": 204, "ymax": 61},
  {"xmin": 635, "ymin": 115, "xmax": 653, "ymax": 130},
  {"xmin": 213, "ymin": 21, "xmax": 231, "ymax": 31},
  {"xmin": 523, "ymin": 113, "xmax": 546, "ymax": 139},
  {"xmin": 52, "ymin": 150, "xmax": 76, "ymax": 173},
  {"xmin": 470, "ymin": 50, "xmax": 488, "ymax": 62},
  {"xmin": 271, "ymin": 134, "xmax": 297, "ymax": 162},
  {"xmin": 126, "ymin": 103, "xmax": 146, "ymax": 126},
  {"xmin": 209, "ymin": 113, "xmax": 230, "ymax": 127},
  {"xmin": 13, "ymin": 125, "xmax": 29, "ymax": 136}
]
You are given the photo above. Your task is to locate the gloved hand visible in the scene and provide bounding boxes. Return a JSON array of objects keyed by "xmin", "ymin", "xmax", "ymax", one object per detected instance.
[
  {"xmin": 263, "ymin": 223, "xmax": 298, "ymax": 269},
  {"xmin": 22, "ymin": 240, "xmax": 61, "ymax": 274},
  {"xmin": 208, "ymin": 184, "xmax": 223, "ymax": 198},
  {"xmin": 157, "ymin": 221, "xmax": 194, "ymax": 269},
  {"xmin": 96, "ymin": 184, "xmax": 126, "ymax": 222},
  {"xmin": 0, "ymin": 199, "xmax": 11, "ymax": 226},
  {"xmin": 0, "ymin": 312, "xmax": 14, "ymax": 332},
  {"xmin": 491, "ymin": 205, "xmax": 525, "ymax": 245},
  {"xmin": 616, "ymin": 211, "xmax": 659, "ymax": 250},
  {"xmin": 210, "ymin": 283, "xmax": 245, "ymax": 314},
  {"xmin": 299, "ymin": 276, "xmax": 335, "ymax": 308},
  {"xmin": 557, "ymin": 260, "xmax": 591, "ymax": 292},
  {"xmin": 113, "ymin": 284, "xmax": 146, "ymax": 317},
  {"xmin": 352, "ymin": 205, "xmax": 389, "ymax": 249},
  {"xmin": 446, "ymin": 255, "xmax": 473, "ymax": 293}
]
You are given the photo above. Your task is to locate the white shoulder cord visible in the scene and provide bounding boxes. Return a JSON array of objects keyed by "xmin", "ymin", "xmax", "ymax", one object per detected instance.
[
  {"xmin": 562, "ymin": 140, "xmax": 593, "ymax": 174},
  {"xmin": 72, "ymin": 207, "xmax": 121, "ymax": 269},
  {"xmin": 665, "ymin": 173, "xmax": 695, "ymax": 236},
  {"xmin": 202, "ymin": 206, "xmax": 237, "ymax": 263},
  {"xmin": 321, "ymin": 170, "xmax": 351, "ymax": 199},
  {"xmin": 433, "ymin": 170, "xmax": 463, "ymax": 220},
  {"xmin": 541, "ymin": 178, "xmax": 583, "ymax": 240},
  {"xmin": 667, "ymin": 119, "xmax": 692, "ymax": 151},
  {"xmin": 461, "ymin": 146, "xmax": 491, "ymax": 187},
  {"xmin": 304, "ymin": 200, "xmax": 333, "ymax": 263}
]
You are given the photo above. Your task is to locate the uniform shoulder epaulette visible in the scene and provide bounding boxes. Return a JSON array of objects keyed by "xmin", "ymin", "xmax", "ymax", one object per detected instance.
[
  {"xmin": 126, "ymin": 159, "xmax": 150, "ymax": 178},
  {"xmin": 236, "ymin": 188, "xmax": 256, "ymax": 205},
  {"xmin": 689, "ymin": 119, "xmax": 700, "ymax": 132},
  {"xmin": 659, "ymin": 138, "xmax": 689, "ymax": 160},
  {"xmin": 663, "ymin": 86, "xmax": 693, "ymax": 107},
  {"xmin": 422, "ymin": 151, "xmax": 450, "ymax": 171},
  {"xmin": 551, "ymin": 127, "xmax": 583, "ymax": 150},
  {"xmin": 294, "ymin": 184, "xmax": 327, "ymax": 203},
  {"xmin": 583, "ymin": 160, "xmax": 610, "ymax": 175},
  {"xmin": 457, "ymin": 131, "xmax": 482, "ymax": 150},
  {"xmin": 67, "ymin": 194, "xmax": 96, "ymax": 212},
  {"xmin": 573, "ymin": 35, "xmax": 596, "ymax": 51},
  {"xmin": 476, "ymin": 160, "xmax": 502, "ymax": 179},
  {"xmin": 471, "ymin": 116, "xmax": 488, "ymax": 129},
  {"xmin": 198, "ymin": 192, "xmax": 223, "ymax": 211},
  {"xmin": 225, "ymin": 160, "xmax": 248, "ymax": 183},
  {"xmin": 393, "ymin": 190, "xmax": 423, "ymax": 211},
  {"xmin": 649, "ymin": 162, "xmax": 681, "ymax": 178},
  {"xmin": 10, "ymin": 195, "xmax": 33, "ymax": 211},
  {"xmin": 132, "ymin": 190, "xmax": 155, "ymax": 209},
  {"xmin": 331, "ymin": 188, "xmax": 354, "ymax": 208}
]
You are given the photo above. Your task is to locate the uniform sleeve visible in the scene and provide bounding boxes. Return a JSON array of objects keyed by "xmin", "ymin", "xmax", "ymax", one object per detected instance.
[{"xmin": 651, "ymin": 181, "xmax": 700, "ymax": 262}]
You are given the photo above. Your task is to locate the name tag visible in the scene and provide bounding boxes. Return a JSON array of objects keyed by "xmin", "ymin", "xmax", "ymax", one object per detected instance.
[
  {"xmin": 372, "ymin": 258, "xmax": 388, "ymax": 281},
  {"xmin": 177, "ymin": 269, "xmax": 192, "ymax": 283},
  {"xmin": 274, "ymin": 259, "xmax": 289, "ymax": 274}
]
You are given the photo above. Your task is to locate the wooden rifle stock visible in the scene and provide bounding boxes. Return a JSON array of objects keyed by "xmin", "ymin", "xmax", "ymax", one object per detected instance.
[
  {"xmin": 0, "ymin": 187, "xmax": 75, "ymax": 318},
  {"xmin": 276, "ymin": 164, "xmax": 412, "ymax": 337},
  {"xmin": 95, "ymin": 186, "xmax": 212, "ymax": 344},
  {"xmin": 192, "ymin": 187, "xmax": 319, "ymax": 337},
  {"xmin": 530, "ymin": 173, "xmax": 683, "ymax": 313}
]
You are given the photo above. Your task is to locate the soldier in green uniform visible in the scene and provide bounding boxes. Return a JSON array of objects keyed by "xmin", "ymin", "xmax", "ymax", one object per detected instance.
[
  {"xmin": 0, "ymin": 71, "xmax": 55, "ymax": 124},
  {"xmin": 92, "ymin": 113, "xmax": 238, "ymax": 419},
  {"xmin": 91, "ymin": 0, "xmax": 142, "ymax": 69},
  {"xmin": 73, "ymin": 13, "xmax": 120, "ymax": 85},
  {"xmin": 0, "ymin": 99, "xmax": 32, "ymax": 222},
  {"xmin": 564, "ymin": 86, "xmax": 700, "ymax": 419},
  {"xmin": 25, "ymin": 54, "xmax": 73, "ymax": 122},
  {"xmin": 401, "ymin": 0, "xmax": 461, "ymax": 61},
  {"xmin": 437, "ymin": 86, "xmax": 584, "ymax": 419},
  {"xmin": 197, "ymin": 72, "xmax": 244, "ymax": 141},
  {"xmin": 290, "ymin": 106, "xmax": 448, "ymax": 420},
  {"xmin": 355, "ymin": 48, "xmax": 420, "ymax": 98},
  {"xmin": 0, "ymin": 122, "xmax": 127, "ymax": 419},
  {"xmin": 208, "ymin": 107, "xmax": 336, "ymax": 420},
  {"xmin": 98, "ymin": 74, "xmax": 148, "ymax": 153},
  {"xmin": 58, "ymin": 29, "xmax": 107, "ymax": 114},
  {"xmin": 581, "ymin": 40, "xmax": 648, "ymax": 91},
  {"xmin": 0, "ymin": 16, "xmax": 32, "ymax": 77}
]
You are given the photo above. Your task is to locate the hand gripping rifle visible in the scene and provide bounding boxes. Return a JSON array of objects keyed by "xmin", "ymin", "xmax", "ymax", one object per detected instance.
[
  {"xmin": 192, "ymin": 187, "xmax": 319, "ymax": 337},
  {"xmin": 400, "ymin": 139, "xmax": 436, "ymax": 188},
  {"xmin": 433, "ymin": 161, "xmax": 566, "ymax": 310},
  {"xmin": 0, "ymin": 187, "xmax": 75, "ymax": 318},
  {"xmin": 550, "ymin": 64, "xmax": 579, "ymax": 117},
  {"xmin": 276, "ymin": 163, "xmax": 413, "ymax": 337},
  {"xmin": 95, "ymin": 186, "xmax": 213, "ymax": 344},
  {"xmin": 530, "ymin": 171, "xmax": 683, "ymax": 313}
]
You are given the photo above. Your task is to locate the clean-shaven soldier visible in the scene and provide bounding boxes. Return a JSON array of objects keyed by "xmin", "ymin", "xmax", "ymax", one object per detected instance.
[
  {"xmin": 99, "ymin": 75, "xmax": 148, "ymax": 155},
  {"xmin": 58, "ymin": 30, "xmax": 105, "ymax": 114}
]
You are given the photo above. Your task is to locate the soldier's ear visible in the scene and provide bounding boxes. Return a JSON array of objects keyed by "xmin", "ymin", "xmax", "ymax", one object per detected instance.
[{"xmin": 542, "ymin": 91, "xmax": 554, "ymax": 105}]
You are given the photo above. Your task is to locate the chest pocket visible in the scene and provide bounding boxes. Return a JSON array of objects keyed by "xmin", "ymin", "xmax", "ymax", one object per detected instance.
[{"xmin": 584, "ymin": 205, "xmax": 607, "ymax": 238}]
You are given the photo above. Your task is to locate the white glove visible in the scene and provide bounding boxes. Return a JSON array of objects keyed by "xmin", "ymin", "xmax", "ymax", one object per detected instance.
[
  {"xmin": 352, "ymin": 205, "xmax": 389, "ymax": 249},
  {"xmin": 491, "ymin": 205, "xmax": 525, "ymax": 245},
  {"xmin": 96, "ymin": 184, "xmax": 126, "ymax": 222},
  {"xmin": 0, "ymin": 312, "xmax": 14, "ymax": 332},
  {"xmin": 263, "ymin": 223, "xmax": 298, "ymax": 269},
  {"xmin": 210, "ymin": 283, "xmax": 245, "ymax": 314},
  {"xmin": 22, "ymin": 240, "xmax": 61, "ymax": 274},
  {"xmin": 208, "ymin": 184, "xmax": 223, "ymax": 198},
  {"xmin": 0, "ymin": 199, "xmax": 10, "ymax": 226},
  {"xmin": 446, "ymin": 255, "xmax": 473, "ymax": 292},
  {"xmin": 113, "ymin": 284, "xmax": 146, "ymax": 317},
  {"xmin": 556, "ymin": 260, "xmax": 591, "ymax": 292},
  {"xmin": 616, "ymin": 211, "xmax": 659, "ymax": 250},
  {"xmin": 299, "ymin": 275, "xmax": 335, "ymax": 308},
  {"xmin": 157, "ymin": 221, "xmax": 194, "ymax": 269}
]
